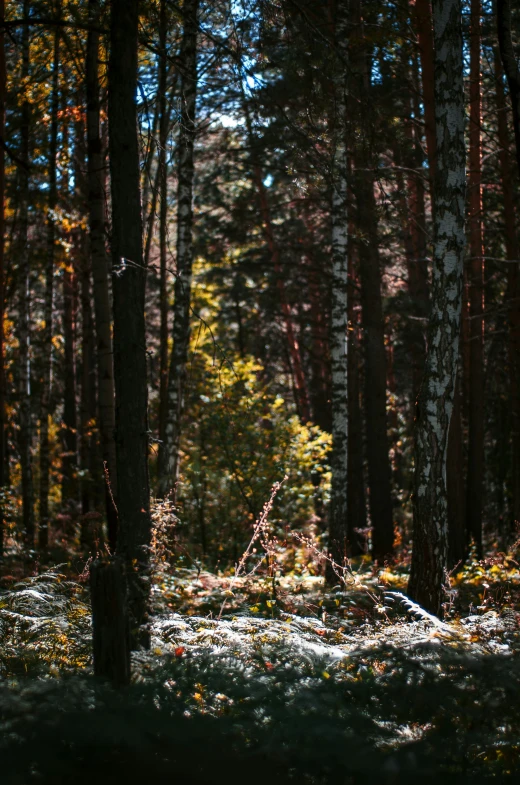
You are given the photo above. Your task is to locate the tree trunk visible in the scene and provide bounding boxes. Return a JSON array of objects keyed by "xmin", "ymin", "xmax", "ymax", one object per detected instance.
[
  {"xmin": 0, "ymin": 0, "xmax": 6, "ymax": 557},
  {"xmin": 497, "ymin": 0, "xmax": 520, "ymax": 169},
  {"xmin": 158, "ymin": 0, "xmax": 169, "ymax": 450},
  {"xmin": 18, "ymin": 0, "xmax": 35, "ymax": 549},
  {"xmin": 327, "ymin": 1, "xmax": 349, "ymax": 575},
  {"xmin": 413, "ymin": 0, "xmax": 437, "ymax": 177},
  {"xmin": 408, "ymin": 0, "xmax": 466, "ymax": 616},
  {"xmin": 109, "ymin": 0, "xmax": 152, "ymax": 649},
  {"xmin": 158, "ymin": 0, "xmax": 199, "ymax": 498},
  {"xmin": 90, "ymin": 558, "xmax": 130, "ymax": 687},
  {"xmin": 61, "ymin": 262, "xmax": 77, "ymax": 507},
  {"xmin": 351, "ymin": 5, "xmax": 394, "ymax": 561},
  {"xmin": 87, "ymin": 0, "xmax": 118, "ymax": 550},
  {"xmin": 466, "ymin": 0, "xmax": 485, "ymax": 556},
  {"xmin": 494, "ymin": 48, "xmax": 520, "ymax": 533},
  {"xmin": 39, "ymin": 14, "xmax": 60, "ymax": 550}
]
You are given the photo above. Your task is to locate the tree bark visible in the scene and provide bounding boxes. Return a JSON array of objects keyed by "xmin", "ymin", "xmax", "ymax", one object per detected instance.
[
  {"xmin": 87, "ymin": 0, "xmax": 118, "ymax": 550},
  {"xmin": 413, "ymin": 0, "xmax": 437, "ymax": 177},
  {"xmin": 327, "ymin": 0, "xmax": 349, "ymax": 574},
  {"xmin": 494, "ymin": 47, "xmax": 520, "ymax": 532},
  {"xmin": 497, "ymin": 0, "xmax": 520, "ymax": 169},
  {"xmin": 408, "ymin": 0, "xmax": 466, "ymax": 616},
  {"xmin": 18, "ymin": 0, "xmax": 35, "ymax": 549},
  {"xmin": 38, "ymin": 12, "xmax": 60, "ymax": 550},
  {"xmin": 158, "ymin": 0, "xmax": 199, "ymax": 498},
  {"xmin": 90, "ymin": 558, "xmax": 130, "ymax": 687},
  {"xmin": 351, "ymin": 3, "xmax": 394, "ymax": 561},
  {"xmin": 0, "ymin": 0, "xmax": 6, "ymax": 557},
  {"xmin": 158, "ymin": 0, "xmax": 169, "ymax": 450},
  {"xmin": 61, "ymin": 262, "xmax": 77, "ymax": 506},
  {"xmin": 466, "ymin": 0, "xmax": 485, "ymax": 556},
  {"xmin": 109, "ymin": 0, "xmax": 152, "ymax": 648}
]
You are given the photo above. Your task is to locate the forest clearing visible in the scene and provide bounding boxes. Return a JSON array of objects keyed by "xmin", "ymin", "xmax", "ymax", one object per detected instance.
[{"xmin": 1, "ymin": 0, "xmax": 520, "ymax": 781}]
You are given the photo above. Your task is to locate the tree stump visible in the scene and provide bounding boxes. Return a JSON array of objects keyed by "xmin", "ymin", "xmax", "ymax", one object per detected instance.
[{"xmin": 90, "ymin": 558, "xmax": 130, "ymax": 686}]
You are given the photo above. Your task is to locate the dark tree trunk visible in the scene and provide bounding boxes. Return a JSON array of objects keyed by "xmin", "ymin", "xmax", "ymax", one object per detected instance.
[
  {"xmin": 494, "ymin": 47, "xmax": 520, "ymax": 533},
  {"xmin": 39, "ymin": 12, "xmax": 60, "ymax": 550},
  {"xmin": 0, "ymin": 0, "xmax": 6, "ymax": 557},
  {"xmin": 18, "ymin": 0, "xmax": 35, "ymax": 549},
  {"xmin": 158, "ymin": 0, "xmax": 169, "ymax": 449},
  {"xmin": 61, "ymin": 262, "xmax": 78, "ymax": 506},
  {"xmin": 90, "ymin": 558, "xmax": 130, "ymax": 687},
  {"xmin": 352, "ymin": 5, "xmax": 394, "ymax": 561},
  {"xmin": 109, "ymin": 0, "xmax": 152, "ymax": 649},
  {"xmin": 158, "ymin": 0, "xmax": 199, "ymax": 498},
  {"xmin": 87, "ymin": 0, "xmax": 118, "ymax": 549},
  {"xmin": 408, "ymin": 0, "xmax": 466, "ymax": 616},
  {"xmin": 497, "ymin": 0, "xmax": 520, "ymax": 169}
]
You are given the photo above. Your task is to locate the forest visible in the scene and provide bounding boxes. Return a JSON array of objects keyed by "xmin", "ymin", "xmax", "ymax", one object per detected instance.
[{"xmin": 1, "ymin": 0, "xmax": 520, "ymax": 781}]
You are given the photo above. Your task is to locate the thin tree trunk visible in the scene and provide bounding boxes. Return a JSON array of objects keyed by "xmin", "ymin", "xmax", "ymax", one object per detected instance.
[
  {"xmin": 0, "ymin": 0, "xmax": 6, "ymax": 556},
  {"xmin": 158, "ymin": 0, "xmax": 169, "ymax": 448},
  {"xmin": 18, "ymin": 0, "xmax": 35, "ymax": 549},
  {"xmin": 408, "ymin": 0, "xmax": 466, "ymax": 616},
  {"xmin": 466, "ymin": 0, "xmax": 485, "ymax": 556},
  {"xmin": 61, "ymin": 261, "xmax": 77, "ymax": 506},
  {"xmin": 327, "ymin": 0, "xmax": 349, "ymax": 574},
  {"xmin": 494, "ymin": 48, "xmax": 520, "ymax": 532},
  {"xmin": 39, "ymin": 13, "xmax": 60, "ymax": 549},
  {"xmin": 109, "ymin": 0, "xmax": 152, "ymax": 649},
  {"xmin": 352, "ymin": 4, "xmax": 394, "ymax": 561},
  {"xmin": 307, "ymin": 251, "xmax": 331, "ymax": 432},
  {"xmin": 347, "ymin": 243, "xmax": 366, "ymax": 555},
  {"xmin": 158, "ymin": 0, "xmax": 199, "ymax": 498},
  {"xmin": 413, "ymin": 0, "xmax": 437, "ymax": 177},
  {"xmin": 497, "ymin": 0, "xmax": 520, "ymax": 169},
  {"xmin": 87, "ymin": 0, "xmax": 118, "ymax": 549}
]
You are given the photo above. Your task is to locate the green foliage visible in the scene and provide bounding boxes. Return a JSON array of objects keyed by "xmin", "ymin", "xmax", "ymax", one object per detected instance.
[{"xmin": 171, "ymin": 279, "xmax": 331, "ymax": 564}]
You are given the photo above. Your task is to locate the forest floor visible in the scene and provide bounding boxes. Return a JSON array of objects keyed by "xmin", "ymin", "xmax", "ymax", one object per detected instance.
[{"xmin": 1, "ymin": 548, "xmax": 520, "ymax": 783}]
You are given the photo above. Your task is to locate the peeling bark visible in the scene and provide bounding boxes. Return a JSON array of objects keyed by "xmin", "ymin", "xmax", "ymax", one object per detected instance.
[{"xmin": 408, "ymin": 0, "xmax": 466, "ymax": 616}]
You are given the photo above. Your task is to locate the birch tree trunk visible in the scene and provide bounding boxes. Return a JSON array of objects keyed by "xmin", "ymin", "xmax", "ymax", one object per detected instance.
[
  {"xmin": 466, "ymin": 0, "xmax": 484, "ymax": 556},
  {"xmin": 39, "ymin": 14, "xmax": 60, "ymax": 549},
  {"xmin": 109, "ymin": 0, "xmax": 152, "ymax": 648},
  {"xmin": 87, "ymin": 0, "xmax": 118, "ymax": 550},
  {"xmin": 158, "ymin": 0, "xmax": 199, "ymax": 498},
  {"xmin": 18, "ymin": 1, "xmax": 35, "ymax": 549},
  {"xmin": 327, "ymin": 0, "xmax": 349, "ymax": 576},
  {"xmin": 408, "ymin": 0, "xmax": 466, "ymax": 615}
]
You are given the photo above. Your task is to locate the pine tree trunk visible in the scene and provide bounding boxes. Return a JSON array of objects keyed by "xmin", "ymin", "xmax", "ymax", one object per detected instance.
[
  {"xmin": 158, "ymin": 0, "xmax": 199, "ymax": 498},
  {"xmin": 351, "ymin": 6, "xmax": 394, "ymax": 561},
  {"xmin": 158, "ymin": 0, "xmax": 169, "ymax": 450},
  {"xmin": 0, "ymin": 0, "xmax": 6, "ymax": 557},
  {"xmin": 18, "ymin": 1, "xmax": 35, "ymax": 549},
  {"xmin": 327, "ymin": 2, "xmax": 349, "ymax": 574},
  {"xmin": 39, "ymin": 16, "xmax": 60, "ymax": 550},
  {"xmin": 497, "ymin": 0, "xmax": 520, "ymax": 169},
  {"xmin": 413, "ymin": 0, "xmax": 437, "ymax": 177},
  {"xmin": 87, "ymin": 0, "xmax": 118, "ymax": 550},
  {"xmin": 61, "ymin": 262, "xmax": 77, "ymax": 506},
  {"xmin": 494, "ymin": 48, "xmax": 520, "ymax": 533},
  {"xmin": 109, "ymin": 0, "xmax": 152, "ymax": 649},
  {"xmin": 90, "ymin": 557, "xmax": 130, "ymax": 686},
  {"xmin": 466, "ymin": 0, "xmax": 484, "ymax": 556},
  {"xmin": 408, "ymin": 0, "xmax": 466, "ymax": 616}
]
